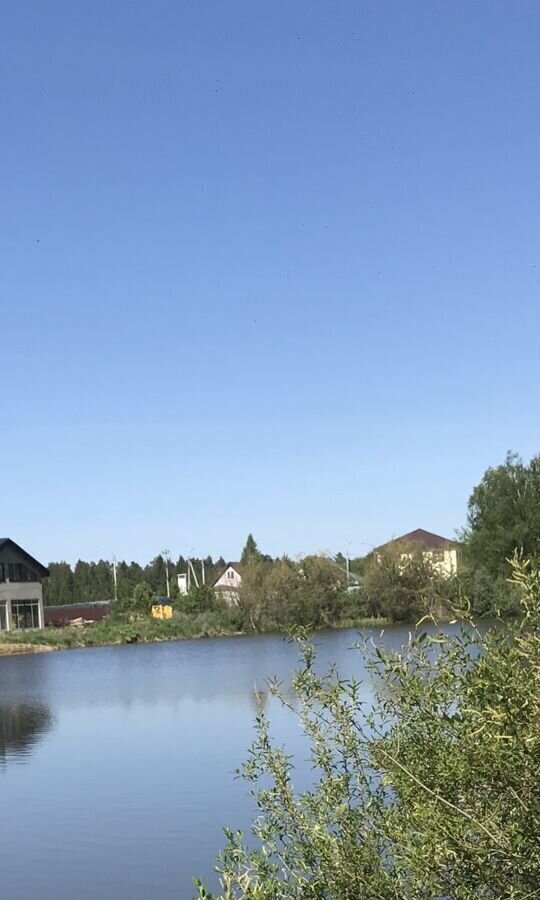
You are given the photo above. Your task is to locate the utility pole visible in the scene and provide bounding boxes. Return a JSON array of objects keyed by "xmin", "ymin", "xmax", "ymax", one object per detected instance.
[
  {"xmin": 188, "ymin": 558, "xmax": 199, "ymax": 589},
  {"xmin": 112, "ymin": 556, "xmax": 118, "ymax": 603},
  {"xmin": 162, "ymin": 549, "xmax": 170, "ymax": 598}
]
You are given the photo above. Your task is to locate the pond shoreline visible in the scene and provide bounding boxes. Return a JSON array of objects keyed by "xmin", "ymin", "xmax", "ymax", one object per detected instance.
[
  {"xmin": 0, "ymin": 616, "xmax": 390, "ymax": 656},
  {"xmin": 0, "ymin": 642, "xmax": 56, "ymax": 655}
]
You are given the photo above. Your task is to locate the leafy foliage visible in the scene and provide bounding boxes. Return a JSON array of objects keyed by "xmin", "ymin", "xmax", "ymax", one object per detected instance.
[
  {"xmin": 196, "ymin": 558, "xmax": 540, "ymax": 899},
  {"xmin": 180, "ymin": 584, "xmax": 218, "ymax": 614},
  {"xmin": 463, "ymin": 451, "xmax": 540, "ymax": 578},
  {"xmin": 238, "ymin": 556, "xmax": 366, "ymax": 630},
  {"xmin": 363, "ymin": 542, "xmax": 450, "ymax": 622},
  {"xmin": 132, "ymin": 581, "xmax": 154, "ymax": 610}
]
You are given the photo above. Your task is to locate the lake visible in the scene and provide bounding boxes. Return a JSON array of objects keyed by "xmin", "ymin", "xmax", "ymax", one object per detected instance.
[{"xmin": 0, "ymin": 624, "xmax": 435, "ymax": 899}]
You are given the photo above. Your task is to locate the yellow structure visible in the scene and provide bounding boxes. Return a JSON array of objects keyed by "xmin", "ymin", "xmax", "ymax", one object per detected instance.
[
  {"xmin": 374, "ymin": 529, "xmax": 462, "ymax": 578},
  {"xmin": 151, "ymin": 603, "xmax": 173, "ymax": 620}
]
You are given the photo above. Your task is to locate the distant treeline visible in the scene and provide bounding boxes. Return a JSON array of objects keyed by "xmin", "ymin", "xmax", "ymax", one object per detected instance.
[
  {"xmin": 43, "ymin": 556, "xmax": 226, "ymax": 606},
  {"xmin": 43, "ymin": 534, "xmax": 364, "ymax": 608}
]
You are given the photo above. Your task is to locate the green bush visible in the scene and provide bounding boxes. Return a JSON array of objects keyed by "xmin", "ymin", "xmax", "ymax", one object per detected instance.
[
  {"xmin": 446, "ymin": 565, "xmax": 522, "ymax": 619},
  {"xmin": 237, "ymin": 556, "xmax": 366, "ymax": 631},
  {"xmin": 196, "ymin": 557, "xmax": 540, "ymax": 899},
  {"xmin": 363, "ymin": 543, "xmax": 451, "ymax": 622},
  {"xmin": 179, "ymin": 585, "xmax": 218, "ymax": 614}
]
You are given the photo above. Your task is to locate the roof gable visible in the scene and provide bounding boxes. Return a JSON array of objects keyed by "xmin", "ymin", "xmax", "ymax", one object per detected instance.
[
  {"xmin": 211, "ymin": 562, "xmax": 244, "ymax": 587},
  {"xmin": 0, "ymin": 538, "xmax": 49, "ymax": 577},
  {"xmin": 376, "ymin": 529, "xmax": 459, "ymax": 552}
]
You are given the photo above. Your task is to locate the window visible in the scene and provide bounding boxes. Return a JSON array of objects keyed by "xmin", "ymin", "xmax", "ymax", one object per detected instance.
[
  {"xmin": 0, "ymin": 563, "xmax": 36, "ymax": 582},
  {"xmin": 227, "ymin": 569, "xmax": 235, "ymax": 580},
  {"xmin": 11, "ymin": 600, "xmax": 41, "ymax": 630},
  {"xmin": 0, "ymin": 601, "xmax": 6, "ymax": 631}
]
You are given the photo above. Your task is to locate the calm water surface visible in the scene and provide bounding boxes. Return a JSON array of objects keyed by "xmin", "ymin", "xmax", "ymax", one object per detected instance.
[{"xmin": 0, "ymin": 625, "xmax": 444, "ymax": 899}]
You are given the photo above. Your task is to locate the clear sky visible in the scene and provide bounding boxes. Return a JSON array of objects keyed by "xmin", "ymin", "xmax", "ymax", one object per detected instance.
[{"xmin": 1, "ymin": 0, "xmax": 539, "ymax": 565}]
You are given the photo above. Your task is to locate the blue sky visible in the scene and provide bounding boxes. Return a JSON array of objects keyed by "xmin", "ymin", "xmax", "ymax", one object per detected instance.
[{"xmin": 1, "ymin": 1, "xmax": 538, "ymax": 565}]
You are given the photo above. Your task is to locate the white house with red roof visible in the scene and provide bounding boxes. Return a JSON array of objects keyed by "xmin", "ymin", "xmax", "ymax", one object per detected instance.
[{"xmin": 374, "ymin": 528, "xmax": 461, "ymax": 577}]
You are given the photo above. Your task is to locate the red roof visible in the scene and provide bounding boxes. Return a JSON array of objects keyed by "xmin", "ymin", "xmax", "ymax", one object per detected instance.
[{"xmin": 375, "ymin": 529, "xmax": 459, "ymax": 551}]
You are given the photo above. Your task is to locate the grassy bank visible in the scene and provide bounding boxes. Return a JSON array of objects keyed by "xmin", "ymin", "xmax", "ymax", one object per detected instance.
[{"xmin": 0, "ymin": 611, "xmax": 389, "ymax": 654}]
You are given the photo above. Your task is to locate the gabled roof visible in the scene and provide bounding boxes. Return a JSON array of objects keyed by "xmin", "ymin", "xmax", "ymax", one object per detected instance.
[
  {"xmin": 0, "ymin": 538, "xmax": 50, "ymax": 577},
  {"xmin": 211, "ymin": 562, "xmax": 244, "ymax": 587},
  {"xmin": 375, "ymin": 529, "xmax": 459, "ymax": 552}
]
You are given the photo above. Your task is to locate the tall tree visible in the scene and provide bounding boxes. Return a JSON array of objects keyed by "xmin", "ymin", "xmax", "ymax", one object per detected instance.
[
  {"xmin": 144, "ymin": 555, "xmax": 168, "ymax": 595},
  {"xmin": 116, "ymin": 561, "xmax": 144, "ymax": 601},
  {"xmin": 43, "ymin": 562, "xmax": 75, "ymax": 605},
  {"xmin": 73, "ymin": 560, "xmax": 93, "ymax": 601},
  {"xmin": 463, "ymin": 451, "xmax": 540, "ymax": 577},
  {"xmin": 241, "ymin": 534, "xmax": 261, "ymax": 566}
]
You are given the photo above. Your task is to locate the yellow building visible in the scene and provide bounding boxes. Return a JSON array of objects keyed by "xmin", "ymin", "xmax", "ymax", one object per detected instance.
[{"xmin": 375, "ymin": 528, "xmax": 461, "ymax": 578}]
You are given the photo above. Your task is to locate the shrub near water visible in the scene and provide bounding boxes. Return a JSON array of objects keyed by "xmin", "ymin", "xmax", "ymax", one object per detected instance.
[{"xmin": 195, "ymin": 558, "xmax": 540, "ymax": 899}]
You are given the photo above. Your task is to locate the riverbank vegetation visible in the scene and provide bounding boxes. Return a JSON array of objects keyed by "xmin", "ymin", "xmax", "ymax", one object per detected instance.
[
  {"xmin": 0, "ymin": 541, "xmax": 388, "ymax": 651},
  {"xmin": 195, "ymin": 556, "xmax": 540, "ymax": 899},
  {"xmin": 0, "ymin": 609, "xmax": 249, "ymax": 650},
  {"xmin": 0, "ymin": 612, "xmax": 388, "ymax": 652}
]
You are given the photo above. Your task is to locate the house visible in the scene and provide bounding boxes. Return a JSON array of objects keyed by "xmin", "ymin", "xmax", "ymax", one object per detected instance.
[
  {"xmin": 0, "ymin": 538, "xmax": 49, "ymax": 631},
  {"xmin": 374, "ymin": 528, "xmax": 461, "ymax": 577},
  {"xmin": 212, "ymin": 562, "xmax": 243, "ymax": 605}
]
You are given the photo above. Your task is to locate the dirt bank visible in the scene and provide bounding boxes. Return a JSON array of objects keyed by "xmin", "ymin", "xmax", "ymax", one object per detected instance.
[{"xmin": 0, "ymin": 643, "xmax": 56, "ymax": 656}]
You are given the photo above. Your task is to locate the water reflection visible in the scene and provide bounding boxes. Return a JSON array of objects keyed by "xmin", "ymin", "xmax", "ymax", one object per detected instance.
[
  {"xmin": 249, "ymin": 685, "xmax": 269, "ymax": 715},
  {"xmin": 0, "ymin": 701, "xmax": 53, "ymax": 764},
  {"xmin": 0, "ymin": 626, "xmax": 438, "ymax": 900}
]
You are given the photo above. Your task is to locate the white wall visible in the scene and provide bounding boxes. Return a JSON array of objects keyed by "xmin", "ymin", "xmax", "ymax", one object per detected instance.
[
  {"xmin": 378, "ymin": 547, "xmax": 460, "ymax": 579},
  {"xmin": 213, "ymin": 567, "xmax": 242, "ymax": 607},
  {"xmin": 0, "ymin": 582, "xmax": 44, "ymax": 630},
  {"xmin": 214, "ymin": 567, "xmax": 242, "ymax": 589},
  {"xmin": 424, "ymin": 548, "xmax": 459, "ymax": 577}
]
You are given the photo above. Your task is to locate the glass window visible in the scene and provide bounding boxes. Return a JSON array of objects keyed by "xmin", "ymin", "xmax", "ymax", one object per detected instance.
[
  {"xmin": 11, "ymin": 600, "xmax": 40, "ymax": 630},
  {"xmin": 0, "ymin": 601, "xmax": 7, "ymax": 631},
  {"xmin": 3, "ymin": 563, "xmax": 35, "ymax": 582}
]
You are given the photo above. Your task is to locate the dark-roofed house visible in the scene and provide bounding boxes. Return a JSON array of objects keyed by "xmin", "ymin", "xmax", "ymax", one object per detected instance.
[
  {"xmin": 0, "ymin": 538, "xmax": 49, "ymax": 631},
  {"xmin": 375, "ymin": 529, "xmax": 461, "ymax": 577},
  {"xmin": 212, "ymin": 562, "xmax": 243, "ymax": 605}
]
